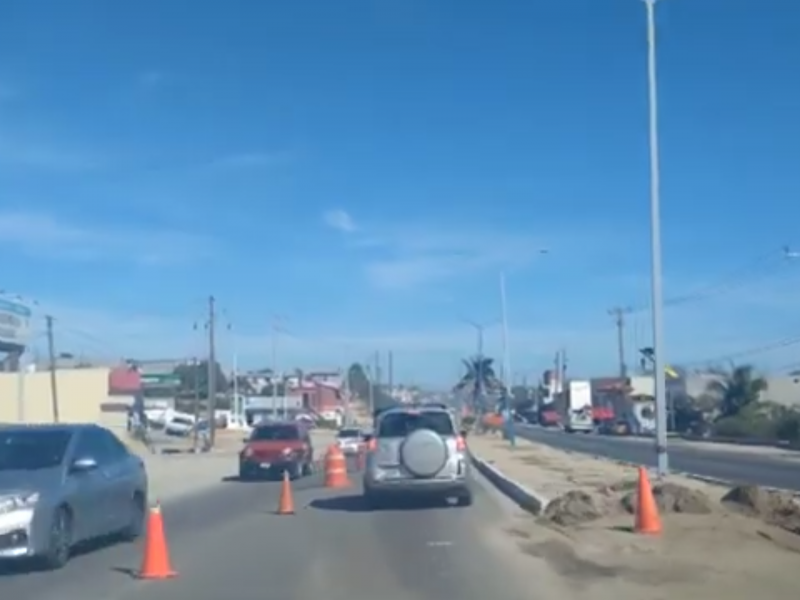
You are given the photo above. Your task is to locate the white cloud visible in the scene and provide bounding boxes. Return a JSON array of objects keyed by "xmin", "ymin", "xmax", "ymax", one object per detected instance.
[
  {"xmin": 323, "ymin": 209, "xmax": 358, "ymax": 233},
  {"xmin": 0, "ymin": 210, "xmax": 213, "ymax": 266}
]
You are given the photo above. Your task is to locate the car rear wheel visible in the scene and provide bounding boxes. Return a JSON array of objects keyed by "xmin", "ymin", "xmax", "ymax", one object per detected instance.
[{"xmin": 41, "ymin": 507, "xmax": 72, "ymax": 570}]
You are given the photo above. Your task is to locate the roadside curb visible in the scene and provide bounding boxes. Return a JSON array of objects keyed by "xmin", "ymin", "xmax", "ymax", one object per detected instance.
[{"xmin": 469, "ymin": 451, "xmax": 550, "ymax": 516}]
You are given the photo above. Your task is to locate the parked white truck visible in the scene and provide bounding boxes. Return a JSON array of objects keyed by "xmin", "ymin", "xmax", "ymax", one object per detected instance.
[{"xmin": 564, "ymin": 380, "xmax": 594, "ymax": 433}]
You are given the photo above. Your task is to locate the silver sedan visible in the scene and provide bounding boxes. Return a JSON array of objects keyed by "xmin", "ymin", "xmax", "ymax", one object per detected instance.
[{"xmin": 0, "ymin": 423, "xmax": 149, "ymax": 569}]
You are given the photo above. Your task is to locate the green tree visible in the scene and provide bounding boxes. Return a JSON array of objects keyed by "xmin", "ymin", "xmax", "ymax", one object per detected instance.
[
  {"xmin": 347, "ymin": 363, "xmax": 395, "ymax": 410},
  {"xmin": 453, "ymin": 356, "xmax": 502, "ymax": 411},
  {"xmin": 704, "ymin": 364, "xmax": 767, "ymax": 419},
  {"xmin": 173, "ymin": 360, "xmax": 228, "ymax": 397}
]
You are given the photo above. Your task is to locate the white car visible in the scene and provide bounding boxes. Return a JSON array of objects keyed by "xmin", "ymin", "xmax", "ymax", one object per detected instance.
[{"xmin": 336, "ymin": 427, "xmax": 363, "ymax": 455}]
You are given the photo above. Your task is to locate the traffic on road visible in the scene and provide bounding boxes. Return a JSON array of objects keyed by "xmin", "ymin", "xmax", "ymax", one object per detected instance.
[{"xmin": 0, "ymin": 415, "xmax": 533, "ymax": 600}]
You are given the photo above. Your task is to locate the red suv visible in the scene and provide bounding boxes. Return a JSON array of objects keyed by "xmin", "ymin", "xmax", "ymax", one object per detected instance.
[{"xmin": 239, "ymin": 421, "xmax": 314, "ymax": 481}]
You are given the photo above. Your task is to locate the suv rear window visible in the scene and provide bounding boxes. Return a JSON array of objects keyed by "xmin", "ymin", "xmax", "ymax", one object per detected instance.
[
  {"xmin": 337, "ymin": 429, "xmax": 361, "ymax": 438},
  {"xmin": 377, "ymin": 411, "xmax": 455, "ymax": 438},
  {"xmin": 250, "ymin": 424, "xmax": 300, "ymax": 441}
]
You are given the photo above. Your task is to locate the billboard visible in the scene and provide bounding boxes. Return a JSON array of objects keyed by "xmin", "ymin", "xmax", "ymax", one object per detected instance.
[{"xmin": 0, "ymin": 297, "xmax": 32, "ymax": 352}]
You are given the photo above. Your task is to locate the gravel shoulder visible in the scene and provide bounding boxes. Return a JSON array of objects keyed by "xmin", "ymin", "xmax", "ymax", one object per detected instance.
[{"xmin": 469, "ymin": 432, "xmax": 800, "ymax": 600}]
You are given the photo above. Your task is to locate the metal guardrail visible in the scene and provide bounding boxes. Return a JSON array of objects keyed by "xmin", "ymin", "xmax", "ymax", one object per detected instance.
[{"xmin": 677, "ymin": 433, "xmax": 800, "ymax": 451}]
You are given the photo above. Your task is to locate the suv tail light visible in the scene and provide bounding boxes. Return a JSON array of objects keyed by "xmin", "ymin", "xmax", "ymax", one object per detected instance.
[
  {"xmin": 456, "ymin": 436, "xmax": 466, "ymax": 452},
  {"xmin": 243, "ymin": 446, "xmax": 254, "ymax": 458}
]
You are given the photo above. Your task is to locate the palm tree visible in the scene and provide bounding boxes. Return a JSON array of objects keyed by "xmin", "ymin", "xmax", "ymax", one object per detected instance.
[
  {"xmin": 704, "ymin": 363, "xmax": 767, "ymax": 419},
  {"xmin": 453, "ymin": 356, "xmax": 502, "ymax": 411}
]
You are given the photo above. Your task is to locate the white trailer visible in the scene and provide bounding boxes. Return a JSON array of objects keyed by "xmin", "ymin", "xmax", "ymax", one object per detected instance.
[{"xmin": 564, "ymin": 380, "xmax": 594, "ymax": 433}]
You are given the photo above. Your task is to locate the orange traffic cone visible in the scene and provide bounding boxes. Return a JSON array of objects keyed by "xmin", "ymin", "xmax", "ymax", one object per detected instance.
[
  {"xmin": 634, "ymin": 466, "xmax": 662, "ymax": 535},
  {"xmin": 277, "ymin": 470, "xmax": 295, "ymax": 515},
  {"xmin": 138, "ymin": 503, "xmax": 177, "ymax": 579},
  {"xmin": 324, "ymin": 444, "xmax": 351, "ymax": 488}
]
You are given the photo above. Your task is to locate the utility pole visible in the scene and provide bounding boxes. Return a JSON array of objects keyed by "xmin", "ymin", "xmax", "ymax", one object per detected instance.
[
  {"xmin": 500, "ymin": 271, "xmax": 511, "ymax": 391},
  {"xmin": 46, "ymin": 315, "xmax": 60, "ymax": 423},
  {"xmin": 192, "ymin": 357, "xmax": 201, "ymax": 449},
  {"xmin": 269, "ymin": 317, "xmax": 289, "ymax": 419},
  {"xmin": 207, "ymin": 295, "xmax": 217, "ymax": 447},
  {"xmin": 608, "ymin": 307, "xmax": 632, "ymax": 379},
  {"xmin": 462, "ymin": 319, "xmax": 492, "ymax": 411},
  {"xmin": 367, "ymin": 364, "xmax": 374, "ymax": 414},
  {"xmin": 387, "ymin": 350, "xmax": 394, "ymax": 392}
]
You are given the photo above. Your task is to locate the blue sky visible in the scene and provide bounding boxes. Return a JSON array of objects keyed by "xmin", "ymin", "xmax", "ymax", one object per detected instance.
[{"xmin": 1, "ymin": 0, "xmax": 799, "ymax": 385}]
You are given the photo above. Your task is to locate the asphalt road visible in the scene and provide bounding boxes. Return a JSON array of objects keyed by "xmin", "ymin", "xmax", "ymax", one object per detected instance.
[
  {"xmin": 515, "ymin": 425, "xmax": 800, "ymax": 491},
  {"xmin": 1, "ymin": 463, "xmax": 536, "ymax": 600}
]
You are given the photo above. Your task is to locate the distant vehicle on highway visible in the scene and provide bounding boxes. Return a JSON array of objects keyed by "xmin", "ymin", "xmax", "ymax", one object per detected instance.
[
  {"xmin": 363, "ymin": 404, "xmax": 473, "ymax": 508},
  {"xmin": 336, "ymin": 427, "xmax": 363, "ymax": 455},
  {"xmin": 238, "ymin": 421, "xmax": 315, "ymax": 481},
  {"xmin": 0, "ymin": 423, "xmax": 148, "ymax": 570}
]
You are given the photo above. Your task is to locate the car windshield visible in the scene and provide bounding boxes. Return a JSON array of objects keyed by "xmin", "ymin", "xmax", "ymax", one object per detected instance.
[
  {"xmin": 0, "ymin": 429, "xmax": 72, "ymax": 471},
  {"xmin": 337, "ymin": 429, "xmax": 361, "ymax": 438},
  {"xmin": 250, "ymin": 425, "xmax": 300, "ymax": 441},
  {"xmin": 378, "ymin": 411, "xmax": 455, "ymax": 437}
]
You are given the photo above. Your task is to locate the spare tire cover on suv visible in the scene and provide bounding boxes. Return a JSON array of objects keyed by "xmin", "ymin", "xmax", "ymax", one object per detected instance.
[{"xmin": 400, "ymin": 428, "xmax": 448, "ymax": 478}]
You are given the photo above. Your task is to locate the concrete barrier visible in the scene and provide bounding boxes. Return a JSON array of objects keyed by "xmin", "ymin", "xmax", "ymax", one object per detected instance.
[{"xmin": 469, "ymin": 451, "xmax": 549, "ymax": 515}]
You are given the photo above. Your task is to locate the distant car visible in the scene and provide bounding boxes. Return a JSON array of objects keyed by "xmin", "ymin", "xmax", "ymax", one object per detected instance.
[
  {"xmin": 0, "ymin": 423, "xmax": 148, "ymax": 570},
  {"xmin": 362, "ymin": 404, "xmax": 472, "ymax": 508},
  {"xmin": 336, "ymin": 427, "xmax": 363, "ymax": 455},
  {"xmin": 238, "ymin": 421, "xmax": 314, "ymax": 481}
]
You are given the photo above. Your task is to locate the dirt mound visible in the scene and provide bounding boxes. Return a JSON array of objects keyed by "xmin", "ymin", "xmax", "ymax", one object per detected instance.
[
  {"xmin": 620, "ymin": 482, "xmax": 713, "ymax": 515},
  {"xmin": 722, "ymin": 485, "xmax": 800, "ymax": 534},
  {"xmin": 542, "ymin": 490, "xmax": 604, "ymax": 526}
]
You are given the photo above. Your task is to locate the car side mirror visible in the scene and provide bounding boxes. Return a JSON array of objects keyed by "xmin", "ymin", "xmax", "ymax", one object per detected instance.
[
  {"xmin": 71, "ymin": 457, "xmax": 98, "ymax": 473},
  {"xmin": 459, "ymin": 429, "xmax": 469, "ymax": 438}
]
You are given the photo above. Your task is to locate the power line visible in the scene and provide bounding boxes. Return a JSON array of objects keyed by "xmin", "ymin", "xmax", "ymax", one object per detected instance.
[
  {"xmin": 681, "ymin": 332, "xmax": 800, "ymax": 369},
  {"xmin": 629, "ymin": 246, "xmax": 797, "ymax": 315}
]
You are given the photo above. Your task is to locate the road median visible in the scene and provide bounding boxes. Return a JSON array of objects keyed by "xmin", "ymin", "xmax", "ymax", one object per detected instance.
[{"xmin": 469, "ymin": 432, "xmax": 800, "ymax": 600}]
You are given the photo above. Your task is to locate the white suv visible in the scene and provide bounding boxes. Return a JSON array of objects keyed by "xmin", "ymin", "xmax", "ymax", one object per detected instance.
[{"xmin": 362, "ymin": 404, "xmax": 472, "ymax": 508}]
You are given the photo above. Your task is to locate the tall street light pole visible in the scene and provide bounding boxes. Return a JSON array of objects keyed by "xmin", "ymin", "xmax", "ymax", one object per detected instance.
[
  {"xmin": 499, "ymin": 251, "xmax": 548, "ymax": 392},
  {"xmin": 644, "ymin": 0, "xmax": 668, "ymax": 477},
  {"xmin": 499, "ymin": 272, "xmax": 510, "ymax": 391}
]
